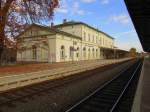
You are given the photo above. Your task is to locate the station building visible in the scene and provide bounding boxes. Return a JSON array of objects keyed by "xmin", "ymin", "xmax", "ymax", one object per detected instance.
[{"xmin": 17, "ymin": 21, "xmax": 115, "ymax": 62}]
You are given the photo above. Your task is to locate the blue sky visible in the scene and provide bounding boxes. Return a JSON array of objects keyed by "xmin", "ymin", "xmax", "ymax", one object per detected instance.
[{"xmin": 51, "ymin": 0, "xmax": 143, "ymax": 52}]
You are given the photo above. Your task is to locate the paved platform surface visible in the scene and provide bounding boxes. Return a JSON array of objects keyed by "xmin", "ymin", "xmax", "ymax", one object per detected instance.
[
  {"xmin": 132, "ymin": 57, "xmax": 150, "ymax": 112},
  {"xmin": 0, "ymin": 61, "xmax": 81, "ymax": 76},
  {"xmin": 141, "ymin": 57, "xmax": 150, "ymax": 112},
  {"xmin": 0, "ymin": 59, "xmax": 127, "ymax": 76},
  {"xmin": 0, "ymin": 58, "xmax": 131, "ymax": 92}
]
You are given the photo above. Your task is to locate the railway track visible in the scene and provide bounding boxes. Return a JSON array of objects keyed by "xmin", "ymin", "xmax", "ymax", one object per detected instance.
[
  {"xmin": 65, "ymin": 59, "xmax": 143, "ymax": 112},
  {"xmin": 0, "ymin": 60, "xmax": 130, "ymax": 110}
]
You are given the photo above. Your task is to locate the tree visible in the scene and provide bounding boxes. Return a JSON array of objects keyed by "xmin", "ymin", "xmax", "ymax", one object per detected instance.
[
  {"xmin": 129, "ymin": 48, "xmax": 137, "ymax": 57},
  {"xmin": 0, "ymin": 0, "xmax": 59, "ymax": 64}
]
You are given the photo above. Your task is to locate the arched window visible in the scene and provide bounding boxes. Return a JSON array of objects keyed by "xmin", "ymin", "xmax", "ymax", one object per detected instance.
[
  {"xmin": 70, "ymin": 46, "xmax": 73, "ymax": 58},
  {"xmin": 96, "ymin": 49, "xmax": 98, "ymax": 58},
  {"xmin": 92, "ymin": 48, "xmax": 95, "ymax": 58},
  {"xmin": 32, "ymin": 45, "xmax": 37, "ymax": 59},
  {"xmin": 60, "ymin": 45, "xmax": 65, "ymax": 59},
  {"xmin": 88, "ymin": 48, "xmax": 90, "ymax": 59},
  {"xmin": 76, "ymin": 47, "xmax": 79, "ymax": 58},
  {"xmin": 83, "ymin": 47, "xmax": 86, "ymax": 58}
]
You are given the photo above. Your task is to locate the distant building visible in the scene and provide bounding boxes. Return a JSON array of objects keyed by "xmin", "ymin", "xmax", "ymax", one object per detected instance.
[{"xmin": 16, "ymin": 21, "xmax": 115, "ymax": 62}]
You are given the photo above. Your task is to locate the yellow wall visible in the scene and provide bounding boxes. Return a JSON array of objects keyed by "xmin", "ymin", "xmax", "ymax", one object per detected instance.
[
  {"xmin": 57, "ymin": 25, "xmax": 82, "ymax": 38},
  {"xmin": 57, "ymin": 24, "xmax": 114, "ymax": 49},
  {"xmin": 17, "ymin": 23, "xmax": 115, "ymax": 62},
  {"xmin": 55, "ymin": 34, "xmax": 82, "ymax": 62}
]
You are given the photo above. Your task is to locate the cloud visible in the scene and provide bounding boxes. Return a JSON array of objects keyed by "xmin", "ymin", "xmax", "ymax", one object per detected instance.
[
  {"xmin": 55, "ymin": 0, "xmax": 68, "ymax": 14},
  {"xmin": 81, "ymin": 0, "xmax": 96, "ymax": 3},
  {"xmin": 55, "ymin": 1, "xmax": 93, "ymax": 16},
  {"xmin": 72, "ymin": 2, "xmax": 86, "ymax": 15},
  {"xmin": 100, "ymin": 0, "xmax": 110, "ymax": 4},
  {"xmin": 116, "ymin": 41, "xmax": 143, "ymax": 52},
  {"xmin": 55, "ymin": 8, "xmax": 68, "ymax": 14},
  {"xmin": 113, "ymin": 30, "xmax": 143, "ymax": 52},
  {"xmin": 114, "ymin": 30, "xmax": 136, "ymax": 37},
  {"xmin": 81, "ymin": 0, "xmax": 110, "ymax": 5},
  {"xmin": 110, "ymin": 14, "xmax": 130, "ymax": 25}
]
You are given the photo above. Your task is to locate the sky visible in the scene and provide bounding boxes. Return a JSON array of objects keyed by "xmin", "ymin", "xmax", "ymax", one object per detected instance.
[{"xmin": 50, "ymin": 0, "xmax": 143, "ymax": 52}]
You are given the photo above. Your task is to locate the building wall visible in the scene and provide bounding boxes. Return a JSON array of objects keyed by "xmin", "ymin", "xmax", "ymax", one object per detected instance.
[
  {"xmin": 81, "ymin": 25, "xmax": 114, "ymax": 49},
  {"xmin": 57, "ymin": 24, "xmax": 114, "ymax": 49},
  {"xmin": 57, "ymin": 25, "xmax": 82, "ymax": 39},
  {"xmin": 17, "ymin": 37, "xmax": 49, "ymax": 62},
  {"xmin": 55, "ymin": 24, "xmax": 114, "ymax": 60},
  {"xmin": 55, "ymin": 34, "xmax": 82, "ymax": 62},
  {"xmin": 47, "ymin": 35, "xmax": 56, "ymax": 62},
  {"xmin": 17, "ymin": 23, "xmax": 115, "ymax": 63},
  {"xmin": 17, "ymin": 26, "xmax": 52, "ymax": 62}
]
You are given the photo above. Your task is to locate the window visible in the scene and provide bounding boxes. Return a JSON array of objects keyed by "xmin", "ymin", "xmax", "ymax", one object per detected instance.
[
  {"xmin": 96, "ymin": 49, "xmax": 98, "ymax": 58},
  {"xmin": 32, "ymin": 46, "xmax": 37, "ymax": 59},
  {"xmin": 83, "ymin": 47, "xmax": 86, "ymax": 58},
  {"xmin": 99, "ymin": 37, "xmax": 101, "ymax": 44},
  {"xmin": 31, "ymin": 31, "xmax": 33, "ymax": 36},
  {"xmin": 88, "ymin": 48, "xmax": 90, "ymax": 58},
  {"xmin": 92, "ymin": 48, "xmax": 95, "ymax": 57},
  {"xmin": 70, "ymin": 46, "xmax": 73, "ymax": 58},
  {"xmin": 103, "ymin": 39, "xmax": 104, "ymax": 45},
  {"xmin": 88, "ymin": 34, "xmax": 90, "ymax": 42},
  {"xmin": 76, "ymin": 47, "xmax": 79, "ymax": 58},
  {"xmin": 60, "ymin": 45, "xmax": 65, "ymax": 59}
]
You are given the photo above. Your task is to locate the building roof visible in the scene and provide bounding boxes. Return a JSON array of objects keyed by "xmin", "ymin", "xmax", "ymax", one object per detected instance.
[
  {"xmin": 54, "ymin": 21, "xmax": 114, "ymax": 39},
  {"xmin": 17, "ymin": 23, "xmax": 82, "ymax": 40},
  {"xmin": 125, "ymin": 0, "xmax": 150, "ymax": 52}
]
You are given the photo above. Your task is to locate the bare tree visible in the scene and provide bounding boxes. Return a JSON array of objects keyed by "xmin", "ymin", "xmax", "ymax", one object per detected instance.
[{"xmin": 0, "ymin": 0, "xmax": 59, "ymax": 64}]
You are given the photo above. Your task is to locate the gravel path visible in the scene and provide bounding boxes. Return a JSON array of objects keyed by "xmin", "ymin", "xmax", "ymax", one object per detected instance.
[{"xmin": 0, "ymin": 60, "xmax": 135, "ymax": 112}]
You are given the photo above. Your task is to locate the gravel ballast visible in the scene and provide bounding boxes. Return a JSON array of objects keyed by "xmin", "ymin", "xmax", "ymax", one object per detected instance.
[{"xmin": 0, "ymin": 60, "xmax": 135, "ymax": 112}]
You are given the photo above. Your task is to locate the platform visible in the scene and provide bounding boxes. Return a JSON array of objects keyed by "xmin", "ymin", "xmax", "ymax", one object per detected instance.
[
  {"xmin": 0, "ymin": 58, "xmax": 132, "ymax": 92},
  {"xmin": 132, "ymin": 56, "xmax": 150, "ymax": 112}
]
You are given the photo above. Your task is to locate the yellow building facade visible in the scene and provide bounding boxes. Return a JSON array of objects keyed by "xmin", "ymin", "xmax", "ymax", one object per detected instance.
[{"xmin": 17, "ymin": 21, "xmax": 114, "ymax": 62}]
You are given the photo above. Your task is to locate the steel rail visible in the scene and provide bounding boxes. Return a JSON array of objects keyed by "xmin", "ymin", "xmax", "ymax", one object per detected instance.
[
  {"xmin": 109, "ymin": 60, "xmax": 142, "ymax": 112},
  {"xmin": 65, "ymin": 60, "xmax": 138, "ymax": 112},
  {"xmin": 0, "ymin": 60, "xmax": 128, "ymax": 107}
]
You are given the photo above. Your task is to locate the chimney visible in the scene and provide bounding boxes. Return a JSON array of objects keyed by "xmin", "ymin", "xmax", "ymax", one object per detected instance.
[
  {"xmin": 63, "ymin": 19, "xmax": 67, "ymax": 23},
  {"xmin": 50, "ymin": 22, "xmax": 54, "ymax": 27}
]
